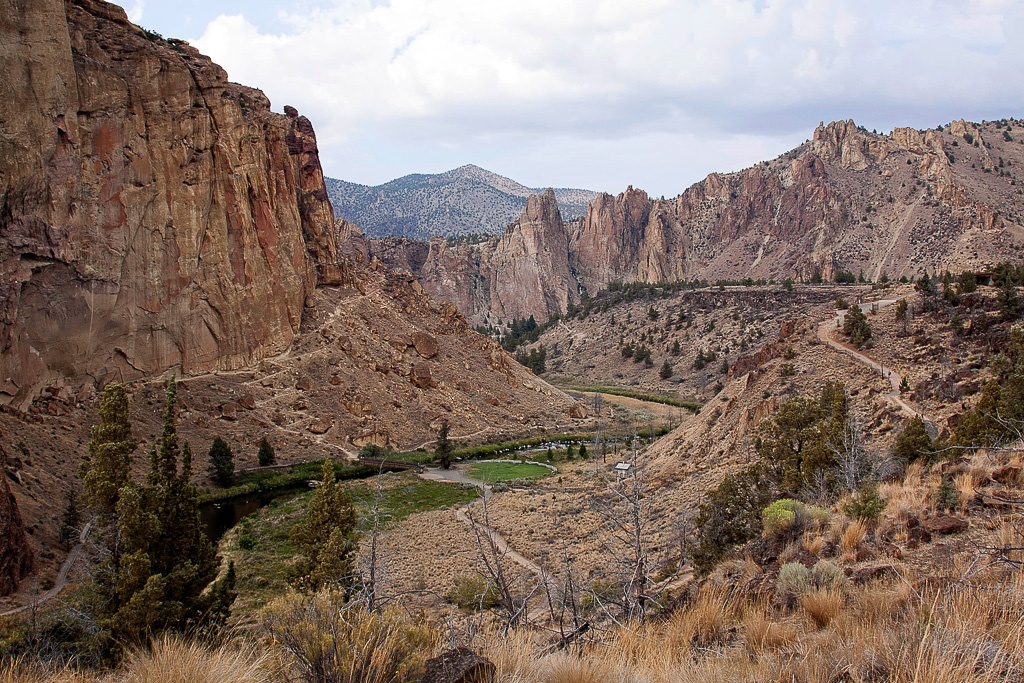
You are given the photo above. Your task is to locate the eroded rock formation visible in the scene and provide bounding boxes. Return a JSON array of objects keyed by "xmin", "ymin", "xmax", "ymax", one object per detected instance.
[
  {"xmin": 369, "ymin": 118, "xmax": 1023, "ymax": 325},
  {"xmin": 0, "ymin": 0, "xmax": 345, "ymax": 407}
]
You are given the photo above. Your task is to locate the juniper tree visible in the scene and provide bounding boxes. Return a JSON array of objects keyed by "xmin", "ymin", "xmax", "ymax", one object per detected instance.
[
  {"xmin": 257, "ymin": 436, "xmax": 276, "ymax": 466},
  {"xmin": 290, "ymin": 460, "xmax": 357, "ymax": 591},
  {"xmin": 208, "ymin": 436, "xmax": 235, "ymax": 487},
  {"xmin": 80, "ymin": 383, "xmax": 137, "ymax": 518},
  {"xmin": 435, "ymin": 420, "xmax": 453, "ymax": 470},
  {"xmin": 85, "ymin": 378, "xmax": 231, "ymax": 649}
]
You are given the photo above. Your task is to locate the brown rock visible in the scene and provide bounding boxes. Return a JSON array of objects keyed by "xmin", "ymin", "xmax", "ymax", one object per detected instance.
[
  {"xmin": 411, "ymin": 362, "xmax": 434, "ymax": 389},
  {"xmin": 850, "ymin": 564, "xmax": 897, "ymax": 584},
  {"xmin": 351, "ymin": 429, "xmax": 390, "ymax": 448},
  {"xmin": 567, "ymin": 403, "xmax": 588, "ymax": 419},
  {"xmin": 238, "ymin": 393, "xmax": 256, "ymax": 410},
  {"xmin": 218, "ymin": 402, "xmax": 239, "ymax": 421},
  {"xmin": 412, "ymin": 331, "xmax": 440, "ymax": 359},
  {"xmin": 420, "ymin": 647, "xmax": 495, "ymax": 683},
  {"xmin": 923, "ymin": 515, "xmax": 968, "ymax": 535},
  {"xmin": 0, "ymin": 0, "xmax": 347, "ymax": 407},
  {"xmin": 306, "ymin": 418, "xmax": 333, "ymax": 434},
  {"xmin": 0, "ymin": 443, "xmax": 33, "ymax": 596},
  {"xmin": 993, "ymin": 465, "xmax": 1022, "ymax": 485},
  {"xmin": 329, "ymin": 374, "xmax": 343, "ymax": 386},
  {"xmin": 296, "ymin": 375, "xmax": 314, "ymax": 391}
]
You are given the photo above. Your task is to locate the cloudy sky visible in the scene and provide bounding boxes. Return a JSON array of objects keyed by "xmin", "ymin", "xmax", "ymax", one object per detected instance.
[{"xmin": 129, "ymin": 0, "xmax": 1023, "ymax": 197}]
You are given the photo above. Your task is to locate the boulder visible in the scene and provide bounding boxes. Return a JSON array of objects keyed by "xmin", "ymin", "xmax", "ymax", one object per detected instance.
[
  {"xmin": 411, "ymin": 362, "xmax": 434, "ymax": 389},
  {"xmin": 218, "ymin": 402, "xmax": 239, "ymax": 421},
  {"xmin": 923, "ymin": 515, "xmax": 968, "ymax": 535},
  {"xmin": 412, "ymin": 331, "xmax": 440, "ymax": 359},
  {"xmin": 238, "ymin": 393, "xmax": 257, "ymax": 410},
  {"xmin": 421, "ymin": 647, "xmax": 495, "ymax": 683}
]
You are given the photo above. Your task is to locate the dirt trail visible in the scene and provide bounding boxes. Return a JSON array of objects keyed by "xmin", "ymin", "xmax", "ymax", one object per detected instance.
[
  {"xmin": 1, "ymin": 521, "xmax": 92, "ymax": 618},
  {"xmin": 419, "ymin": 466, "xmax": 557, "ymax": 620},
  {"xmin": 817, "ymin": 297, "xmax": 937, "ymax": 433}
]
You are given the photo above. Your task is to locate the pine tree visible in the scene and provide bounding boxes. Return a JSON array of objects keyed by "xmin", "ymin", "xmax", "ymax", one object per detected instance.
[
  {"xmin": 435, "ymin": 421, "xmax": 453, "ymax": 470},
  {"xmin": 578, "ymin": 442, "xmax": 588, "ymax": 459},
  {"xmin": 290, "ymin": 460, "xmax": 357, "ymax": 590},
  {"xmin": 257, "ymin": 436, "xmax": 276, "ymax": 466},
  {"xmin": 80, "ymin": 383, "xmax": 137, "ymax": 518},
  {"xmin": 208, "ymin": 437, "xmax": 235, "ymax": 487}
]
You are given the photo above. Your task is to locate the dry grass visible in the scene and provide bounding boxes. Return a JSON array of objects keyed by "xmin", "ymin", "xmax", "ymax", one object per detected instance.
[
  {"xmin": 839, "ymin": 519, "xmax": 867, "ymax": 557},
  {"xmin": 743, "ymin": 608, "xmax": 797, "ymax": 655},
  {"xmin": 802, "ymin": 532, "xmax": 825, "ymax": 556},
  {"xmin": 122, "ymin": 637, "xmax": 271, "ymax": 683},
  {"xmin": 799, "ymin": 589, "xmax": 845, "ymax": 629}
]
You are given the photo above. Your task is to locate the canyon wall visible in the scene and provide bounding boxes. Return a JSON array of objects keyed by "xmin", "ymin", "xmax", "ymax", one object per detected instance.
[
  {"xmin": 0, "ymin": 0, "xmax": 345, "ymax": 407},
  {"xmin": 0, "ymin": 443, "xmax": 33, "ymax": 596},
  {"xmin": 371, "ymin": 119, "xmax": 1022, "ymax": 324}
]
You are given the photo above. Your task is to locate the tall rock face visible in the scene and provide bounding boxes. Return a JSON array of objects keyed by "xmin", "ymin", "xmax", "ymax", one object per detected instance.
[
  {"xmin": 0, "ymin": 0, "xmax": 344, "ymax": 407},
  {"xmin": 371, "ymin": 190, "xmax": 580, "ymax": 323},
  {"xmin": 0, "ymin": 444, "xmax": 33, "ymax": 596},
  {"xmin": 370, "ymin": 117, "xmax": 1023, "ymax": 324}
]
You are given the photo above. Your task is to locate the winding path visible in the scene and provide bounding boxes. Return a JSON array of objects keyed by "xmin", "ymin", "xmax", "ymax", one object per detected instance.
[
  {"xmin": 419, "ymin": 465, "xmax": 557, "ymax": 619},
  {"xmin": 817, "ymin": 296, "xmax": 937, "ymax": 433},
  {"xmin": 0, "ymin": 521, "xmax": 92, "ymax": 618}
]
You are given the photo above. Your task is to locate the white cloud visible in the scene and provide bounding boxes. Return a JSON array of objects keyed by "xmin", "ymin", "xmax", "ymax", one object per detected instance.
[
  {"xmin": 191, "ymin": 0, "xmax": 1024, "ymax": 195},
  {"xmin": 127, "ymin": 0, "xmax": 145, "ymax": 23}
]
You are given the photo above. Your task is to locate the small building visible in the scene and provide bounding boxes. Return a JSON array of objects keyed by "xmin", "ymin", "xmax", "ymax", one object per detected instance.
[
  {"xmin": 975, "ymin": 272, "xmax": 994, "ymax": 287},
  {"xmin": 613, "ymin": 462, "xmax": 632, "ymax": 478}
]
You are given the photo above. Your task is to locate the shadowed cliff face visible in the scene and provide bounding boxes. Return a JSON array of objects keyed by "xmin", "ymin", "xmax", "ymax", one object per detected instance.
[
  {"xmin": 0, "ymin": 443, "xmax": 32, "ymax": 596},
  {"xmin": 0, "ymin": 0, "xmax": 344, "ymax": 407},
  {"xmin": 370, "ymin": 118, "xmax": 1023, "ymax": 325}
]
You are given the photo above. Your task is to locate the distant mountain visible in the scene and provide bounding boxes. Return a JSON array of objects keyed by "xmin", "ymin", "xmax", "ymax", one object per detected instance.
[{"xmin": 325, "ymin": 165, "xmax": 599, "ymax": 239}]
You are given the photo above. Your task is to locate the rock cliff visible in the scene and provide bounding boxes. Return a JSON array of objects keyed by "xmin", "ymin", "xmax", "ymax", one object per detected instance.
[
  {"xmin": 0, "ymin": 443, "xmax": 32, "ymax": 596},
  {"xmin": 0, "ymin": 0, "xmax": 346, "ymax": 407},
  {"xmin": 370, "ymin": 118, "xmax": 1024, "ymax": 324},
  {"xmin": 372, "ymin": 190, "xmax": 581, "ymax": 323}
]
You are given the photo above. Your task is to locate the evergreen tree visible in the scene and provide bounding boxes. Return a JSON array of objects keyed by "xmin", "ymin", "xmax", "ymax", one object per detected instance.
[
  {"xmin": 842, "ymin": 304, "xmax": 872, "ymax": 347},
  {"xmin": 80, "ymin": 383, "xmax": 137, "ymax": 518},
  {"xmin": 257, "ymin": 437, "xmax": 276, "ymax": 466},
  {"xmin": 435, "ymin": 420, "xmax": 453, "ymax": 470},
  {"xmin": 660, "ymin": 360, "xmax": 674, "ymax": 379},
  {"xmin": 85, "ymin": 378, "xmax": 229, "ymax": 649},
  {"xmin": 58, "ymin": 488, "xmax": 82, "ymax": 550},
  {"xmin": 290, "ymin": 460, "xmax": 357, "ymax": 590},
  {"xmin": 892, "ymin": 416, "xmax": 934, "ymax": 464},
  {"xmin": 998, "ymin": 279, "xmax": 1023, "ymax": 321},
  {"xmin": 578, "ymin": 443, "xmax": 588, "ymax": 459},
  {"xmin": 208, "ymin": 437, "xmax": 235, "ymax": 487}
]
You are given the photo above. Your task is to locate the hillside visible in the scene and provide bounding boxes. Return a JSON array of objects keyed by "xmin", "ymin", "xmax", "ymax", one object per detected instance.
[
  {"xmin": 325, "ymin": 164, "xmax": 598, "ymax": 238},
  {"xmin": 369, "ymin": 118, "xmax": 1024, "ymax": 325},
  {"xmin": 0, "ymin": 0, "xmax": 586, "ymax": 603}
]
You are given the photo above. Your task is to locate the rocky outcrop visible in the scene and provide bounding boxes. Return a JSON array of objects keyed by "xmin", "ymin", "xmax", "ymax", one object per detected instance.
[
  {"xmin": 372, "ymin": 190, "xmax": 580, "ymax": 323},
  {"xmin": 369, "ymin": 117, "xmax": 1022, "ymax": 325},
  {"xmin": 0, "ymin": 0, "xmax": 344, "ymax": 406},
  {"xmin": 0, "ymin": 443, "xmax": 33, "ymax": 596}
]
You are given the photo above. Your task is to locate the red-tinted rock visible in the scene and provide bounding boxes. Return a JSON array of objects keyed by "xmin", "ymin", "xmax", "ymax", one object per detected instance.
[
  {"xmin": 923, "ymin": 515, "xmax": 968, "ymax": 535},
  {"xmin": 412, "ymin": 331, "xmax": 440, "ymax": 359}
]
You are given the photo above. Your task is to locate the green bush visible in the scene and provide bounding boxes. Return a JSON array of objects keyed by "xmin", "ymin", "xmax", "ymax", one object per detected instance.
[
  {"xmin": 933, "ymin": 476, "xmax": 960, "ymax": 512},
  {"xmin": 892, "ymin": 416, "xmax": 933, "ymax": 463},
  {"xmin": 447, "ymin": 573, "xmax": 499, "ymax": 610},
  {"xmin": 776, "ymin": 559, "xmax": 849, "ymax": 604},
  {"xmin": 762, "ymin": 499, "xmax": 799, "ymax": 537},
  {"xmin": 844, "ymin": 483, "xmax": 885, "ymax": 523}
]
